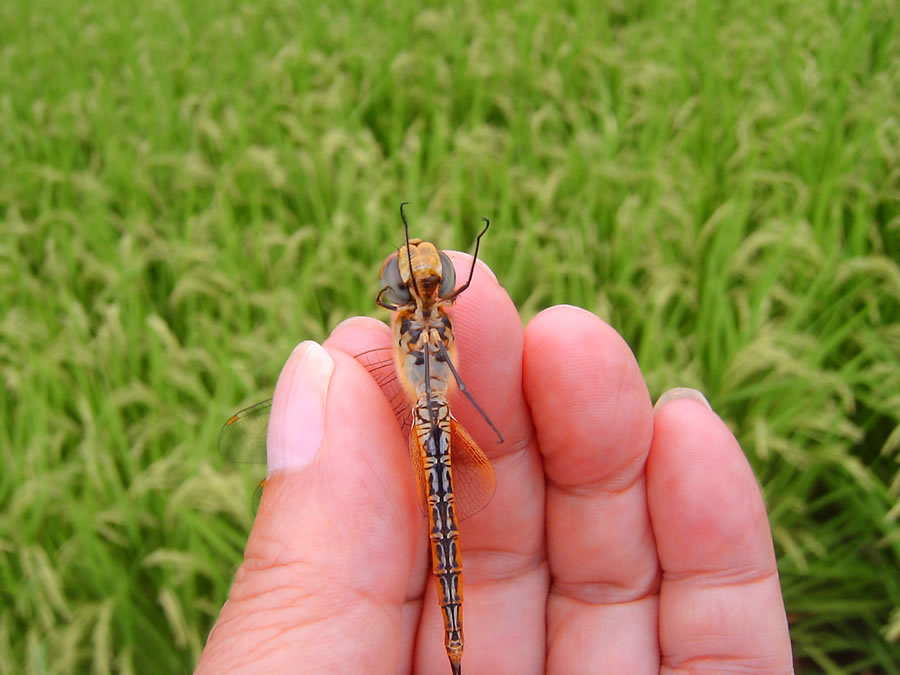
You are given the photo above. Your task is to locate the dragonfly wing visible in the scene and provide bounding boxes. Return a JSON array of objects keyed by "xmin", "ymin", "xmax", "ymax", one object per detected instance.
[
  {"xmin": 450, "ymin": 416, "xmax": 497, "ymax": 521},
  {"xmin": 219, "ymin": 347, "xmax": 411, "ymax": 467},
  {"xmin": 218, "ymin": 399, "xmax": 272, "ymax": 463},
  {"xmin": 355, "ymin": 347, "xmax": 413, "ymax": 438},
  {"xmin": 408, "ymin": 424, "xmax": 429, "ymax": 517}
]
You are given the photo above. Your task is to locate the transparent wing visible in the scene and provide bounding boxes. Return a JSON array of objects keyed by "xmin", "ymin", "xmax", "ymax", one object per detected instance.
[
  {"xmin": 217, "ymin": 401, "xmax": 271, "ymax": 512},
  {"xmin": 353, "ymin": 347, "xmax": 414, "ymax": 438},
  {"xmin": 218, "ymin": 347, "xmax": 412, "ymax": 465},
  {"xmin": 450, "ymin": 416, "xmax": 497, "ymax": 520},
  {"xmin": 217, "ymin": 399, "xmax": 272, "ymax": 463}
]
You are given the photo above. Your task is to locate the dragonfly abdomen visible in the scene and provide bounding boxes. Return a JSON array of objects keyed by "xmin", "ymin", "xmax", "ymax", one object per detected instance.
[{"xmin": 416, "ymin": 400, "xmax": 465, "ymax": 670}]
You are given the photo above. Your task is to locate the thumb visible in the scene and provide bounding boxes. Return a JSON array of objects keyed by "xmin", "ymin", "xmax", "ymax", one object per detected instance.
[{"xmin": 198, "ymin": 341, "xmax": 422, "ymax": 673}]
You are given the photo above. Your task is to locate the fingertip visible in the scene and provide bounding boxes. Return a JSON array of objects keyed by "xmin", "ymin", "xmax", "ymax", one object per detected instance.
[
  {"xmin": 648, "ymin": 399, "xmax": 774, "ymax": 571},
  {"xmin": 330, "ymin": 315, "xmax": 392, "ymax": 341},
  {"xmin": 532, "ymin": 303, "xmax": 593, "ymax": 320},
  {"xmin": 441, "ymin": 250, "xmax": 526, "ymax": 449},
  {"xmin": 445, "ymin": 249, "xmax": 498, "ymax": 284},
  {"xmin": 524, "ymin": 305, "xmax": 652, "ymax": 486},
  {"xmin": 526, "ymin": 304, "xmax": 623, "ymax": 354}
]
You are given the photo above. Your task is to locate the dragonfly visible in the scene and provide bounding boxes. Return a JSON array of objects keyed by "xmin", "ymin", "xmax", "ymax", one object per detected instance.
[{"xmin": 219, "ymin": 203, "xmax": 502, "ymax": 675}]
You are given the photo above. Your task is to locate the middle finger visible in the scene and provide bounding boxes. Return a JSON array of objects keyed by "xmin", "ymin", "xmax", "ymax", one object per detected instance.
[{"xmin": 523, "ymin": 306, "xmax": 658, "ymax": 672}]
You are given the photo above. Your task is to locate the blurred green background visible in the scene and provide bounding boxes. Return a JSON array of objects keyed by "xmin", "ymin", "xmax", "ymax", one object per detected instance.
[{"xmin": 1, "ymin": 0, "xmax": 898, "ymax": 672}]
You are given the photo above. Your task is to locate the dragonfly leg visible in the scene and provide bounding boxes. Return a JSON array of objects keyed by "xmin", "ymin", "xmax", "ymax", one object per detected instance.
[{"xmin": 436, "ymin": 340, "xmax": 504, "ymax": 443}]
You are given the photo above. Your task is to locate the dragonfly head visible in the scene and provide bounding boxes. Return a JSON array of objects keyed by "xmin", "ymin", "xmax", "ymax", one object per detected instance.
[{"xmin": 380, "ymin": 239, "xmax": 457, "ymax": 304}]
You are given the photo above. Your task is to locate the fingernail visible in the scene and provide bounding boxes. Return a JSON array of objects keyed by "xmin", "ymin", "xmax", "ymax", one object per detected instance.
[
  {"xmin": 654, "ymin": 387, "xmax": 712, "ymax": 411},
  {"xmin": 266, "ymin": 341, "xmax": 334, "ymax": 472}
]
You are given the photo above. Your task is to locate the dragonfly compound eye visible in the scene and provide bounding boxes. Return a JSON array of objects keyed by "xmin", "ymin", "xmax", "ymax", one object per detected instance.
[
  {"xmin": 379, "ymin": 253, "xmax": 413, "ymax": 305},
  {"xmin": 438, "ymin": 250, "xmax": 456, "ymax": 298}
]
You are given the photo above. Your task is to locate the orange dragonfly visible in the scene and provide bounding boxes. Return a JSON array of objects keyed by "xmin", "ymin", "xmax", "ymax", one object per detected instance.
[{"xmin": 219, "ymin": 204, "xmax": 502, "ymax": 675}]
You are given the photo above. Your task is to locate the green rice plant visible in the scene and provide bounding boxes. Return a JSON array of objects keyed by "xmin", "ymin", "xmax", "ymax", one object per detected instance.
[{"xmin": 0, "ymin": 0, "xmax": 897, "ymax": 672}]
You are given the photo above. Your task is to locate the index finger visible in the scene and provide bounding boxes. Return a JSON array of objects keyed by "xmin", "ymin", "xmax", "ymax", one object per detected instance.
[{"xmin": 327, "ymin": 249, "xmax": 547, "ymax": 673}]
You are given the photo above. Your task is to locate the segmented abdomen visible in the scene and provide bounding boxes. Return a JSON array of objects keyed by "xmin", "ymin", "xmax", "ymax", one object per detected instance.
[{"xmin": 414, "ymin": 396, "xmax": 464, "ymax": 668}]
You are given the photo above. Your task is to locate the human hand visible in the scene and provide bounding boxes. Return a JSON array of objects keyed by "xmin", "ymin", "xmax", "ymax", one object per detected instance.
[{"xmin": 197, "ymin": 252, "xmax": 793, "ymax": 674}]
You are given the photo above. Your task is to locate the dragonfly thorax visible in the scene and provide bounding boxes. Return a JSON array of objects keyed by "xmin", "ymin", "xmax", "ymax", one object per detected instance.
[{"xmin": 393, "ymin": 304, "xmax": 457, "ymax": 403}]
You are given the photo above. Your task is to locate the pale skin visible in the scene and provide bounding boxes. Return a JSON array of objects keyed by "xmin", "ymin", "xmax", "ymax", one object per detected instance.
[{"xmin": 197, "ymin": 252, "xmax": 794, "ymax": 674}]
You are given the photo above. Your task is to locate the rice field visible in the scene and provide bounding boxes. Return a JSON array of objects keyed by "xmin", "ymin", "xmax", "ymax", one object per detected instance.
[{"xmin": 1, "ymin": 0, "xmax": 898, "ymax": 672}]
